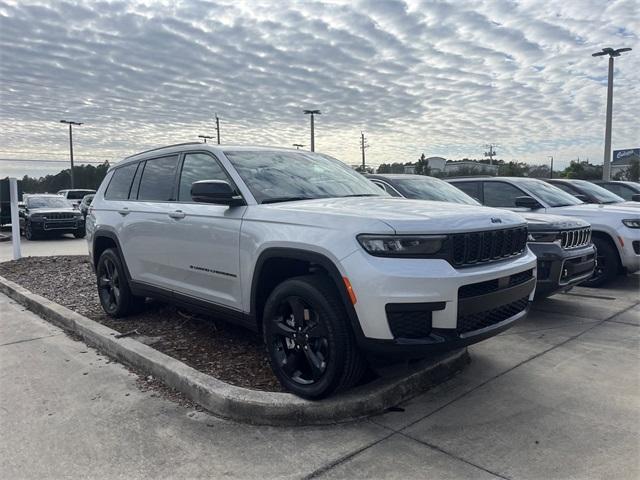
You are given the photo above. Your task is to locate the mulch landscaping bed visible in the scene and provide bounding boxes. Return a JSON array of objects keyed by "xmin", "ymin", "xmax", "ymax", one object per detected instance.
[{"xmin": 0, "ymin": 255, "xmax": 282, "ymax": 392}]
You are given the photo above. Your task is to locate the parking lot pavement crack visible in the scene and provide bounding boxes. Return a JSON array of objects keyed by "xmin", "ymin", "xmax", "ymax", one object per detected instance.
[
  {"xmin": 303, "ymin": 428, "xmax": 396, "ymax": 479},
  {"xmin": 393, "ymin": 301, "xmax": 640, "ymax": 435},
  {"xmin": 398, "ymin": 432, "xmax": 511, "ymax": 480},
  {"xmin": 0, "ymin": 333, "xmax": 62, "ymax": 348}
]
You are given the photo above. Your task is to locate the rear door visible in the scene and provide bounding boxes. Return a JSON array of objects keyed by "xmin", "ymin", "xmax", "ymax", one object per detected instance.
[
  {"xmin": 165, "ymin": 151, "xmax": 245, "ymax": 309},
  {"xmin": 119, "ymin": 155, "xmax": 180, "ymax": 290}
]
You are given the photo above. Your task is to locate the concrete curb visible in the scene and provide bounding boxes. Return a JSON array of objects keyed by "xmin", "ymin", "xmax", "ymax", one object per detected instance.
[{"xmin": 0, "ymin": 274, "xmax": 470, "ymax": 426}]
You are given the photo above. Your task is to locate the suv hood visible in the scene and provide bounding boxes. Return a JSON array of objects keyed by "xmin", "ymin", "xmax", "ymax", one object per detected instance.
[
  {"xmin": 266, "ymin": 197, "xmax": 526, "ymax": 234},
  {"xmin": 29, "ymin": 207, "xmax": 77, "ymax": 215},
  {"xmin": 522, "ymin": 213, "xmax": 590, "ymax": 231},
  {"xmin": 551, "ymin": 203, "xmax": 640, "ymax": 218}
]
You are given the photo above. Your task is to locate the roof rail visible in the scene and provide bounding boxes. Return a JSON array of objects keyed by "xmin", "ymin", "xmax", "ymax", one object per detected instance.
[{"xmin": 123, "ymin": 142, "xmax": 203, "ymax": 160}]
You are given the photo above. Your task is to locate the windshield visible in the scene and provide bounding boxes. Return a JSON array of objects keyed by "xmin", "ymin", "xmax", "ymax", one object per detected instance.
[
  {"xmin": 392, "ymin": 176, "xmax": 479, "ymax": 205},
  {"xmin": 27, "ymin": 196, "xmax": 72, "ymax": 209},
  {"xmin": 517, "ymin": 179, "xmax": 584, "ymax": 207},
  {"xmin": 570, "ymin": 180, "xmax": 624, "ymax": 204},
  {"xmin": 224, "ymin": 150, "xmax": 384, "ymax": 204}
]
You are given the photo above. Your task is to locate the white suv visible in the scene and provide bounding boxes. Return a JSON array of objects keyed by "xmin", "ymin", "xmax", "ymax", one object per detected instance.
[
  {"xmin": 449, "ymin": 177, "xmax": 640, "ymax": 286},
  {"xmin": 87, "ymin": 144, "xmax": 537, "ymax": 398}
]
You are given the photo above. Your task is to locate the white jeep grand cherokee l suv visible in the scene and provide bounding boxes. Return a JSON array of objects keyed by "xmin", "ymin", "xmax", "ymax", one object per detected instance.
[{"xmin": 87, "ymin": 144, "xmax": 537, "ymax": 398}]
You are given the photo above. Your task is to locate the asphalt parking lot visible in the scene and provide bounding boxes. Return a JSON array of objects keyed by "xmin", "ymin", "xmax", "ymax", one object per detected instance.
[
  {"xmin": 0, "ymin": 262, "xmax": 638, "ymax": 479},
  {"xmin": 0, "ymin": 234, "xmax": 87, "ymax": 262}
]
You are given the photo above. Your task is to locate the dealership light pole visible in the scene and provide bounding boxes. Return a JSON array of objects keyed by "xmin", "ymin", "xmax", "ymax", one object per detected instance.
[
  {"xmin": 60, "ymin": 120, "xmax": 83, "ymax": 189},
  {"xmin": 214, "ymin": 114, "xmax": 221, "ymax": 144},
  {"xmin": 303, "ymin": 109, "xmax": 321, "ymax": 151},
  {"xmin": 592, "ymin": 47, "xmax": 632, "ymax": 180},
  {"xmin": 548, "ymin": 156, "xmax": 554, "ymax": 178}
]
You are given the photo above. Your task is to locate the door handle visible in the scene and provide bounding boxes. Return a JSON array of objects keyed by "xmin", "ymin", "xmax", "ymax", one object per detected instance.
[
  {"xmin": 118, "ymin": 208, "xmax": 130, "ymax": 216},
  {"xmin": 168, "ymin": 210, "xmax": 185, "ymax": 219}
]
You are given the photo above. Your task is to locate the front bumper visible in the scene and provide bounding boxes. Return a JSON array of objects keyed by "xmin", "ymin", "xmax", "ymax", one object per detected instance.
[
  {"xmin": 340, "ymin": 248, "xmax": 537, "ymax": 356},
  {"xmin": 30, "ymin": 218, "xmax": 85, "ymax": 232},
  {"xmin": 617, "ymin": 227, "xmax": 640, "ymax": 273},
  {"xmin": 529, "ymin": 242, "xmax": 596, "ymax": 298}
]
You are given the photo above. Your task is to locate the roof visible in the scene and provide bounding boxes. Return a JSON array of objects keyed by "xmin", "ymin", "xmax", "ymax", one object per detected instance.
[
  {"xmin": 367, "ymin": 173, "xmax": 422, "ymax": 180},
  {"xmin": 114, "ymin": 143, "xmax": 313, "ymax": 169}
]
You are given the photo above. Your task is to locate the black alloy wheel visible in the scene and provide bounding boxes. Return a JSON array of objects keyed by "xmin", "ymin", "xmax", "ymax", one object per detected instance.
[
  {"xmin": 96, "ymin": 248, "xmax": 144, "ymax": 317},
  {"xmin": 271, "ymin": 296, "xmax": 330, "ymax": 385},
  {"xmin": 263, "ymin": 275, "xmax": 366, "ymax": 399},
  {"xmin": 25, "ymin": 221, "xmax": 35, "ymax": 240}
]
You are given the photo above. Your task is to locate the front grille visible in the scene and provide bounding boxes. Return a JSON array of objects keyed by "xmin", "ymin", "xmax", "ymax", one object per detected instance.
[
  {"xmin": 633, "ymin": 241, "xmax": 640, "ymax": 255},
  {"xmin": 560, "ymin": 227, "xmax": 591, "ymax": 249},
  {"xmin": 458, "ymin": 269, "xmax": 534, "ymax": 299},
  {"xmin": 43, "ymin": 212, "xmax": 75, "ymax": 220},
  {"xmin": 451, "ymin": 227, "xmax": 527, "ymax": 267},
  {"xmin": 457, "ymin": 296, "xmax": 529, "ymax": 334},
  {"xmin": 44, "ymin": 221, "xmax": 76, "ymax": 230},
  {"xmin": 387, "ymin": 310, "xmax": 432, "ymax": 339}
]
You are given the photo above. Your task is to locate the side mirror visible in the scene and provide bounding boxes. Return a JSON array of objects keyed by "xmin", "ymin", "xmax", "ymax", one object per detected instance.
[
  {"xmin": 515, "ymin": 196, "xmax": 541, "ymax": 209},
  {"xmin": 191, "ymin": 180, "xmax": 244, "ymax": 206},
  {"xmin": 573, "ymin": 194, "xmax": 589, "ymax": 202},
  {"xmin": 631, "ymin": 193, "xmax": 640, "ymax": 202}
]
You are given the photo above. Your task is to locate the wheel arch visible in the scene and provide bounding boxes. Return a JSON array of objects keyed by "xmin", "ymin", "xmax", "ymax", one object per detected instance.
[
  {"xmin": 591, "ymin": 229, "xmax": 623, "ymax": 270},
  {"xmin": 250, "ymin": 248, "xmax": 365, "ymax": 341},
  {"xmin": 92, "ymin": 229, "xmax": 132, "ymax": 279}
]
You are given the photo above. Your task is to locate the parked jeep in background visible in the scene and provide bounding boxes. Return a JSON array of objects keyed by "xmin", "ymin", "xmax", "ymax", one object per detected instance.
[
  {"xmin": 87, "ymin": 144, "xmax": 537, "ymax": 399},
  {"xmin": 546, "ymin": 179, "xmax": 636, "ymax": 205},
  {"xmin": 79, "ymin": 194, "xmax": 95, "ymax": 220},
  {"xmin": 592, "ymin": 180, "xmax": 640, "ymax": 202},
  {"xmin": 448, "ymin": 177, "xmax": 640, "ymax": 287},
  {"xmin": 368, "ymin": 174, "xmax": 596, "ymax": 298},
  {"xmin": 57, "ymin": 189, "xmax": 96, "ymax": 209},
  {"xmin": 20, "ymin": 194, "xmax": 85, "ymax": 240}
]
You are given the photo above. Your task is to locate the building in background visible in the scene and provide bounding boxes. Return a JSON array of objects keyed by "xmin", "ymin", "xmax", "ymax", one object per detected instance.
[
  {"xmin": 444, "ymin": 160, "xmax": 499, "ymax": 175},
  {"xmin": 611, "ymin": 148, "xmax": 640, "ymax": 177}
]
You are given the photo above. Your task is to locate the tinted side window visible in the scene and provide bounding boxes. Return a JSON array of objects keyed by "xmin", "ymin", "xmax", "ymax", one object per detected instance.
[
  {"xmin": 452, "ymin": 182, "xmax": 481, "ymax": 201},
  {"xmin": 137, "ymin": 156, "xmax": 179, "ymax": 201},
  {"xmin": 607, "ymin": 184, "xmax": 632, "ymax": 200},
  {"xmin": 552, "ymin": 182, "xmax": 576, "ymax": 195},
  {"xmin": 483, "ymin": 182, "xmax": 527, "ymax": 207},
  {"xmin": 105, "ymin": 163, "xmax": 138, "ymax": 200},
  {"xmin": 178, "ymin": 153, "xmax": 230, "ymax": 202}
]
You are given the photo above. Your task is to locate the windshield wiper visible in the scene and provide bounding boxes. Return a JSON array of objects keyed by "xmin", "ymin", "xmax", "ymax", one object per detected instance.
[{"xmin": 262, "ymin": 196, "xmax": 315, "ymax": 204}]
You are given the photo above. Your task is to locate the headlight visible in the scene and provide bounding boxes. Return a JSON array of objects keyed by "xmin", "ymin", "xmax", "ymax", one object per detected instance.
[
  {"xmin": 527, "ymin": 231, "xmax": 560, "ymax": 243},
  {"xmin": 622, "ymin": 219, "xmax": 640, "ymax": 229},
  {"xmin": 357, "ymin": 234, "xmax": 446, "ymax": 257}
]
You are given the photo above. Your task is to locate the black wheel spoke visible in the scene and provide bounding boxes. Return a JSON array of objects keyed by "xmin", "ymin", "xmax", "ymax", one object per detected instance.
[
  {"xmin": 98, "ymin": 276, "xmax": 110, "ymax": 288},
  {"xmin": 305, "ymin": 321, "xmax": 328, "ymax": 339},
  {"xmin": 273, "ymin": 318, "xmax": 296, "ymax": 337},
  {"xmin": 287, "ymin": 297, "xmax": 307, "ymax": 327},
  {"xmin": 303, "ymin": 347, "xmax": 325, "ymax": 380},
  {"xmin": 281, "ymin": 351, "xmax": 301, "ymax": 376}
]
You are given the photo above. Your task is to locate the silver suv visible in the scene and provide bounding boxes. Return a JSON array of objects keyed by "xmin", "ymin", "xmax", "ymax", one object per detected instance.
[{"xmin": 87, "ymin": 144, "xmax": 537, "ymax": 398}]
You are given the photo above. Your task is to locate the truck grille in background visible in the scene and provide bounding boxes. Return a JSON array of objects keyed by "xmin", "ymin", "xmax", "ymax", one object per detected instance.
[
  {"xmin": 451, "ymin": 227, "xmax": 528, "ymax": 267},
  {"xmin": 560, "ymin": 227, "xmax": 591, "ymax": 249},
  {"xmin": 44, "ymin": 221, "xmax": 76, "ymax": 230},
  {"xmin": 43, "ymin": 212, "xmax": 74, "ymax": 220},
  {"xmin": 457, "ymin": 296, "xmax": 529, "ymax": 334}
]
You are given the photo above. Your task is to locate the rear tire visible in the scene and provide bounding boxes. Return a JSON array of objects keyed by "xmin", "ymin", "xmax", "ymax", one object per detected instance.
[
  {"xmin": 96, "ymin": 248, "xmax": 145, "ymax": 317},
  {"xmin": 263, "ymin": 275, "xmax": 366, "ymax": 399},
  {"xmin": 582, "ymin": 236, "xmax": 620, "ymax": 287}
]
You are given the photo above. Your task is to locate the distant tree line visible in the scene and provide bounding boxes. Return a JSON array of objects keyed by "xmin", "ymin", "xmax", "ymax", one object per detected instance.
[
  {"xmin": 376, "ymin": 155, "xmax": 639, "ymax": 181},
  {"xmin": 7, "ymin": 162, "xmax": 110, "ymax": 194}
]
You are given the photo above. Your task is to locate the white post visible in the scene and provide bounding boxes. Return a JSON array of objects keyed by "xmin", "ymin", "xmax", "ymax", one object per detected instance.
[{"xmin": 9, "ymin": 177, "xmax": 21, "ymax": 260}]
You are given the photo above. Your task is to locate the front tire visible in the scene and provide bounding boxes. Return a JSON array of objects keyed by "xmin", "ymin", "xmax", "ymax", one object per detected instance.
[
  {"xmin": 96, "ymin": 248, "xmax": 145, "ymax": 317},
  {"xmin": 25, "ymin": 221, "xmax": 37, "ymax": 240},
  {"xmin": 263, "ymin": 275, "xmax": 366, "ymax": 399},
  {"xmin": 74, "ymin": 227, "xmax": 86, "ymax": 238},
  {"xmin": 582, "ymin": 236, "xmax": 620, "ymax": 287}
]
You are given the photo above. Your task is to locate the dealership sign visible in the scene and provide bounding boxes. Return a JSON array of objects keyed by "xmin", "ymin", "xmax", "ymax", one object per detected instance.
[{"xmin": 613, "ymin": 148, "xmax": 640, "ymax": 160}]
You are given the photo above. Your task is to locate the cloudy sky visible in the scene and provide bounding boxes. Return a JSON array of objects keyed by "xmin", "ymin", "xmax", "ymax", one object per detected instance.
[{"xmin": 0, "ymin": 0, "xmax": 638, "ymax": 178}]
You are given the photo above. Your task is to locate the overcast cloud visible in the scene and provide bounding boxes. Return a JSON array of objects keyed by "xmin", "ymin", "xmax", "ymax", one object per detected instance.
[{"xmin": 0, "ymin": 0, "xmax": 638, "ymax": 177}]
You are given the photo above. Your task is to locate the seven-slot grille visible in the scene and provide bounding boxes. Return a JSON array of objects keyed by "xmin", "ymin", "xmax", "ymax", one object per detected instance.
[
  {"xmin": 43, "ymin": 212, "xmax": 75, "ymax": 220},
  {"xmin": 560, "ymin": 227, "xmax": 591, "ymax": 249},
  {"xmin": 451, "ymin": 226, "xmax": 528, "ymax": 267}
]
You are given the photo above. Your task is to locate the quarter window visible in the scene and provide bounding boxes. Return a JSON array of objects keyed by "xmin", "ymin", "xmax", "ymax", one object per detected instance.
[
  {"xmin": 483, "ymin": 182, "xmax": 527, "ymax": 208},
  {"xmin": 105, "ymin": 163, "xmax": 138, "ymax": 200},
  {"xmin": 452, "ymin": 182, "xmax": 481, "ymax": 201},
  {"xmin": 178, "ymin": 153, "xmax": 230, "ymax": 202},
  {"xmin": 137, "ymin": 156, "xmax": 179, "ymax": 201}
]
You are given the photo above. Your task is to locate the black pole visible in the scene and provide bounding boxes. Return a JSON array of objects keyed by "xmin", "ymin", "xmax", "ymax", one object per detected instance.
[
  {"xmin": 361, "ymin": 132, "xmax": 365, "ymax": 169},
  {"xmin": 216, "ymin": 115, "xmax": 220, "ymax": 144},
  {"xmin": 310, "ymin": 114, "xmax": 315, "ymax": 152},
  {"xmin": 69, "ymin": 124, "xmax": 75, "ymax": 189}
]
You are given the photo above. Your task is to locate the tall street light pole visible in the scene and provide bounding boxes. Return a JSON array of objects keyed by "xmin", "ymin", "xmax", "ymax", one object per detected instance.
[
  {"xmin": 592, "ymin": 47, "xmax": 632, "ymax": 180},
  {"xmin": 60, "ymin": 120, "xmax": 83, "ymax": 189},
  {"xmin": 303, "ymin": 109, "xmax": 321, "ymax": 152},
  {"xmin": 548, "ymin": 156, "xmax": 554, "ymax": 179},
  {"xmin": 215, "ymin": 114, "xmax": 221, "ymax": 144}
]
